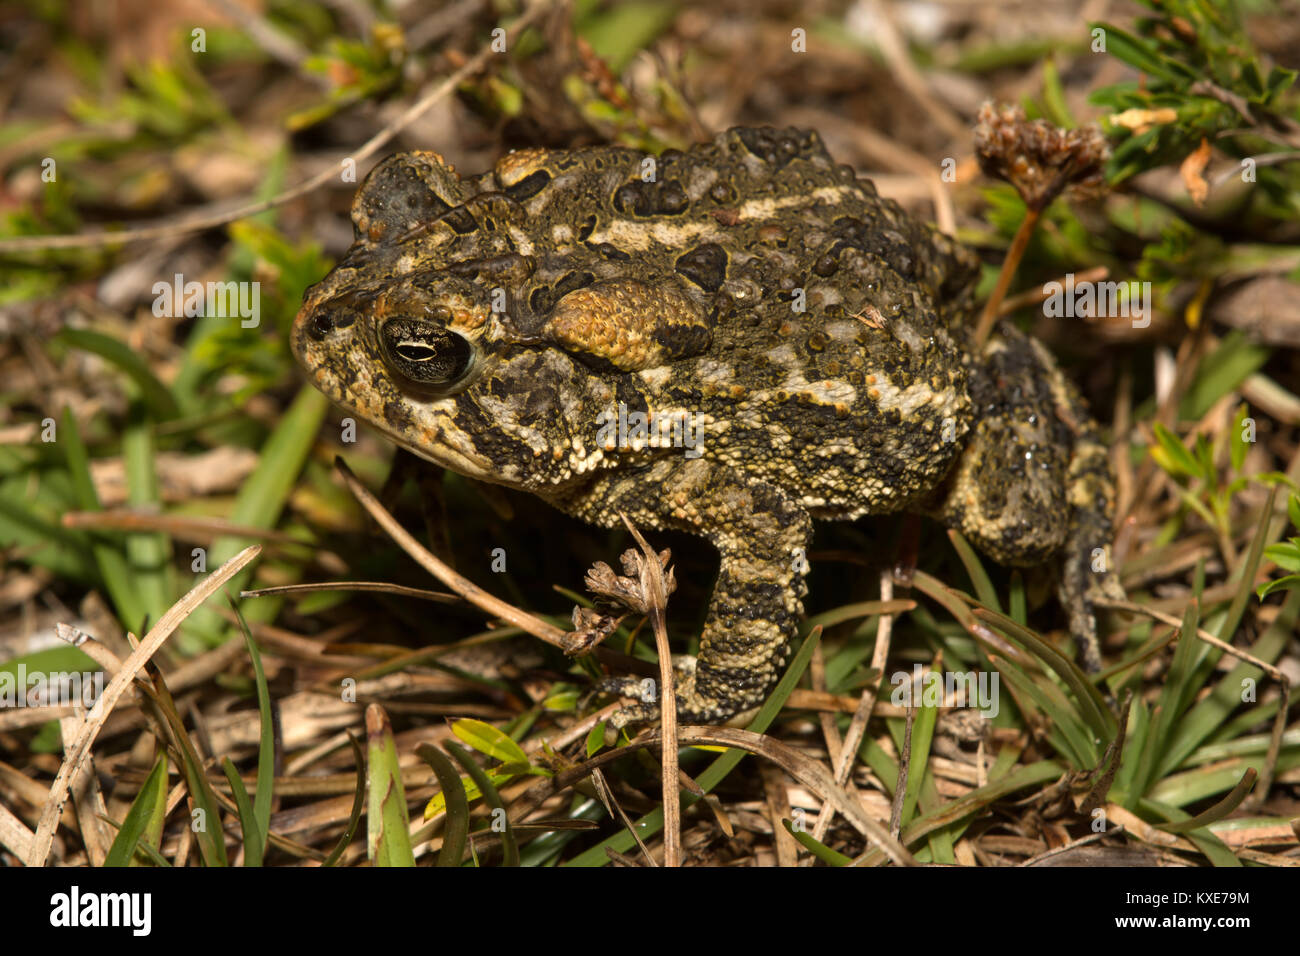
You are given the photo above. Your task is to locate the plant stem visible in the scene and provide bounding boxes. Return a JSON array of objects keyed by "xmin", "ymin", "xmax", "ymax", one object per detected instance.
[{"xmin": 974, "ymin": 204, "xmax": 1042, "ymax": 348}]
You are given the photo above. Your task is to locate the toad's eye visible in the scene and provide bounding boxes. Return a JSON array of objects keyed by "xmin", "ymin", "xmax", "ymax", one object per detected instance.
[{"xmin": 379, "ymin": 318, "xmax": 477, "ymax": 395}]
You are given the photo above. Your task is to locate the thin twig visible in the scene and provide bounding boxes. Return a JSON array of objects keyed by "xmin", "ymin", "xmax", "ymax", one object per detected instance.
[
  {"xmin": 334, "ymin": 457, "xmax": 568, "ymax": 647},
  {"xmin": 241, "ymin": 581, "xmax": 459, "ymax": 603},
  {"xmin": 889, "ymin": 699, "xmax": 916, "ymax": 840},
  {"xmin": 867, "ymin": 0, "xmax": 968, "ymax": 142},
  {"xmin": 1021, "ymin": 827, "xmax": 1117, "ymax": 866},
  {"xmin": 810, "ymin": 569, "xmax": 897, "ymax": 843},
  {"xmin": 618, "ymin": 514, "xmax": 681, "ymax": 869},
  {"xmin": 997, "ymin": 265, "xmax": 1109, "ymax": 316},
  {"xmin": 27, "ymin": 545, "xmax": 262, "ymax": 866}
]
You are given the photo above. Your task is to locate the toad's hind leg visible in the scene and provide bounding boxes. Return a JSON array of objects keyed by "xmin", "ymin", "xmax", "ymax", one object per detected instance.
[
  {"xmin": 933, "ymin": 324, "xmax": 1122, "ymax": 671},
  {"xmin": 1046, "ymin": 340, "xmax": 1126, "ymax": 672}
]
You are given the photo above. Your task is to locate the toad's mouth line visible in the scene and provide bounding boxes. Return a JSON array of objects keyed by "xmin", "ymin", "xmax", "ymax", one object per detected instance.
[
  {"xmin": 382, "ymin": 428, "xmax": 501, "ymax": 485},
  {"xmin": 337, "ymin": 391, "xmax": 503, "ymax": 486}
]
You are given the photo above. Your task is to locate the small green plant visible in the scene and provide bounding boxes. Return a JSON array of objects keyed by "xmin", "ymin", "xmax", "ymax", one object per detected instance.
[
  {"xmin": 1090, "ymin": 0, "xmax": 1299, "ymax": 187},
  {"xmin": 290, "ymin": 25, "xmax": 406, "ymax": 130},
  {"xmin": 105, "ymin": 605, "xmax": 278, "ymax": 866},
  {"xmin": 1148, "ymin": 402, "xmax": 1295, "ymax": 562},
  {"xmin": 1257, "ymin": 493, "xmax": 1300, "ymax": 600}
]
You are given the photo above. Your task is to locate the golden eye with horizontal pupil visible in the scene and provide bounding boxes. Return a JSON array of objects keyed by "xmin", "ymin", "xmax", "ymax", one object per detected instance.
[{"xmin": 379, "ymin": 318, "xmax": 477, "ymax": 394}]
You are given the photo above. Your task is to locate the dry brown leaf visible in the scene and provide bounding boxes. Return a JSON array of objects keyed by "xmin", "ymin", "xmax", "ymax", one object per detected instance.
[{"xmin": 1207, "ymin": 274, "xmax": 1300, "ymax": 346}]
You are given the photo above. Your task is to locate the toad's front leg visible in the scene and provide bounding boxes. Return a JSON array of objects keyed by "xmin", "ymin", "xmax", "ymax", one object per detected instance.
[{"xmin": 563, "ymin": 458, "xmax": 812, "ymax": 728}]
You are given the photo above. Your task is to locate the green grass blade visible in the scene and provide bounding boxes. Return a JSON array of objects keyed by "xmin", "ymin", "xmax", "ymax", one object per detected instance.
[
  {"xmin": 915, "ymin": 770, "xmax": 957, "ymax": 863},
  {"xmin": 230, "ymin": 599, "xmax": 275, "ymax": 854},
  {"xmin": 0, "ymin": 468, "xmax": 98, "ymax": 582},
  {"xmin": 1114, "ymin": 698, "xmax": 1150, "ymax": 805},
  {"xmin": 947, "ymin": 531, "xmax": 1002, "ymax": 613},
  {"xmin": 417, "ymin": 743, "xmax": 469, "ymax": 867},
  {"xmin": 122, "ymin": 399, "xmax": 172, "ymax": 632},
  {"xmin": 1139, "ymin": 799, "xmax": 1241, "ymax": 867},
  {"xmin": 1140, "ymin": 600, "xmax": 1204, "ymax": 791},
  {"xmin": 221, "ymin": 758, "xmax": 264, "ymax": 867},
  {"xmin": 212, "ymin": 386, "xmax": 330, "ymax": 565},
  {"xmin": 366, "ymin": 704, "xmax": 414, "ymax": 867},
  {"xmin": 974, "ymin": 607, "xmax": 1113, "ymax": 741},
  {"xmin": 987, "ymin": 654, "xmax": 1092, "ymax": 767},
  {"xmin": 1157, "ymin": 769, "xmax": 1257, "ymax": 833},
  {"xmin": 784, "ymin": 820, "xmax": 851, "ymax": 865},
  {"xmin": 854, "ymin": 761, "xmax": 1064, "ymax": 865},
  {"xmin": 322, "ymin": 733, "xmax": 366, "ymax": 867},
  {"xmin": 1213, "ymin": 484, "xmax": 1278, "ymax": 648},
  {"xmin": 451, "ymin": 718, "xmax": 529, "ymax": 765},
  {"xmin": 140, "ymin": 672, "xmax": 228, "ymax": 866},
  {"xmin": 60, "ymin": 406, "xmax": 147, "ymax": 635},
  {"xmin": 1179, "ymin": 331, "xmax": 1271, "ymax": 422},
  {"xmin": 889, "ymin": 696, "xmax": 938, "ymax": 826},
  {"xmin": 56, "ymin": 328, "xmax": 179, "ymax": 420},
  {"xmin": 1149, "ymin": 751, "xmax": 1300, "ymax": 807},
  {"xmin": 1202, "ymin": 701, "xmax": 1286, "ymax": 752},
  {"xmin": 1159, "ymin": 575, "xmax": 1298, "ymax": 780},
  {"xmin": 104, "ymin": 755, "xmax": 169, "ymax": 867},
  {"xmin": 99, "ymin": 814, "xmax": 173, "ymax": 867},
  {"xmin": 1150, "ymin": 423, "xmax": 1202, "ymax": 478},
  {"xmin": 182, "ymin": 385, "xmax": 327, "ymax": 650},
  {"xmin": 1041, "ymin": 55, "xmax": 1074, "ymax": 128},
  {"xmin": 1007, "ymin": 571, "xmax": 1026, "ymax": 625},
  {"xmin": 446, "ymin": 741, "xmax": 519, "ymax": 866}
]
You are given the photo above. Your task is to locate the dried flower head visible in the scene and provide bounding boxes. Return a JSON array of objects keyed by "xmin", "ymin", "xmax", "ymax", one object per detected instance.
[
  {"xmin": 583, "ymin": 547, "xmax": 674, "ymax": 614},
  {"xmin": 562, "ymin": 606, "xmax": 624, "ymax": 655},
  {"xmin": 974, "ymin": 101, "xmax": 1111, "ymax": 209},
  {"xmin": 561, "ymin": 547, "xmax": 676, "ymax": 654}
]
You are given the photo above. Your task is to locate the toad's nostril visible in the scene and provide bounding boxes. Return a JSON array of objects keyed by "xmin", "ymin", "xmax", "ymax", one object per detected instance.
[{"xmin": 307, "ymin": 308, "xmax": 355, "ymax": 340}]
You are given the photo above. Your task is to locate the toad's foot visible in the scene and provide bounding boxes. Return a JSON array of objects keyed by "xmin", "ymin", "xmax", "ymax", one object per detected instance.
[{"xmin": 597, "ymin": 656, "xmax": 756, "ymax": 729}]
